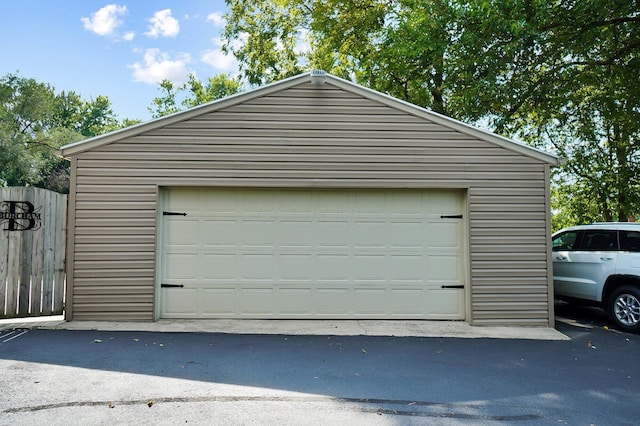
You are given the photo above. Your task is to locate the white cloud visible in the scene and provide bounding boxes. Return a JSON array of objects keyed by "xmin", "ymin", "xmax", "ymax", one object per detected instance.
[
  {"xmin": 201, "ymin": 50, "xmax": 237, "ymax": 73},
  {"xmin": 206, "ymin": 12, "xmax": 225, "ymax": 27},
  {"xmin": 129, "ymin": 49, "xmax": 191, "ymax": 84},
  {"xmin": 81, "ymin": 4, "xmax": 127, "ymax": 36},
  {"xmin": 201, "ymin": 37, "xmax": 238, "ymax": 73},
  {"xmin": 122, "ymin": 31, "xmax": 135, "ymax": 41},
  {"xmin": 145, "ymin": 9, "xmax": 180, "ymax": 38}
]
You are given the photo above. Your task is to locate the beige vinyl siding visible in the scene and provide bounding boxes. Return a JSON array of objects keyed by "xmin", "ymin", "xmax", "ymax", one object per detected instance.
[
  {"xmin": 469, "ymin": 186, "xmax": 550, "ymax": 325},
  {"xmin": 67, "ymin": 82, "xmax": 552, "ymax": 325},
  {"xmin": 69, "ymin": 183, "xmax": 157, "ymax": 320}
]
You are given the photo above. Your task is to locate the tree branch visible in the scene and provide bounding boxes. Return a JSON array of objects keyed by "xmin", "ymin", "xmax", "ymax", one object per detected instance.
[{"xmin": 541, "ymin": 15, "xmax": 640, "ymax": 32}]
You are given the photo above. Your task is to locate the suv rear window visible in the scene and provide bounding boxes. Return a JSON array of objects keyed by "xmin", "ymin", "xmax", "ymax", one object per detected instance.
[
  {"xmin": 578, "ymin": 230, "xmax": 618, "ymax": 251},
  {"xmin": 620, "ymin": 231, "xmax": 640, "ymax": 252}
]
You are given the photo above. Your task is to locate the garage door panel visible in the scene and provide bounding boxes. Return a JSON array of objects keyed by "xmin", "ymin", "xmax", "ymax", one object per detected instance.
[
  {"xmin": 200, "ymin": 288, "xmax": 235, "ymax": 316},
  {"xmin": 166, "ymin": 219, "xmax": 200, "ymax": 246},
  {"xmin": 165, "ymin": 189, "xmax": 199, "ymax": 210},
  {"xmin": 387, "ymin": 192, "xmax": 424, "ymax": 212},
  {"xmin": 316, "ymin": 193, "xmax": 349, "ymax": 213},
  {"xmin": 202, "ymin": 254, "xmax": 236, "ymax": 279},
  {"xmin": 164, "ymin": 254, "xmax": 197, "ymax": 279},
  {"xmin": 388, "ymin": 289, "xmax": 432, "ymax": 317},
  {"xmin": 239, "ymin": 288, "xmax": 273, "ymax": 315},
  {"xmin": 429, "ymin": 222, "xmax": 460, "ymax": 247},
  {"xmin": 429, "ymin": 255, "xmax": 461, "ymax": 281},
  {"xmin": 316, "ymin": 221, "xmax": 350, "ymax": 246},
  {"xmin": 279, "ymin": 192, "xmax": 313, "ymax": 211},
  {"xmin": 242, "ymin": 220, "xmax": 277, "ymax": 245},
  {"xmin": 280, "ymin": 221, "xmax": 313, "ymax": 246},
  {"xmin": 160, "ymin": 188, "xmax": 466, "ymax": 319},
  {"xmin": 428, "ymin": 191, "xmax": 460, "ymax": 213},
  {"xmin": 277, "ymin": 288, "xmax": 313, "ymax": 316},
  {"xmin": 430, "ymin": 290, "xmax": 465, "ymax": 316},
  {"xmin": 352, "ymin": 221, "xmax": 386, "ymax": 246},
  {"xmin": 316, "ymin": 288, "xmax": 350, "ymax": 316},
  {"xmin": 203, "ymin": 220, "xmax": 237, "ymax": 246},
  {"xmin": 353, "ymin": 255, "xmax": 387, "ymax": 280},
  {"xmin": 242, "ymin": 255, "xmax": 277, "ymax": 279},
  {"xmin": 390, "ymin": 255, "xmax": 426, "ymax": 280},
  {"xmin": 353, "ymin": 193, "xmax": 385, "ymax": 213},
  {"xmin": 209, "ymin": 193, "xmax": 238, "ymax": 212},
  {"xmin": 162, "ymin": 288, "xmax": 198, "ymax": 316},
  {"xmin": 280, "ymin": 254, "xmax": 313, "ymax": 279},
  {"xmin": 353, "ymin": 288, "xmax": 387, "ymax": 316},
  {"xmin": 390, "ymin": 222, "xmax": 425, "ymax": 247},
  {"xmin": 316, "ymin": 255, "xmax": 350, "ymax": 280}
]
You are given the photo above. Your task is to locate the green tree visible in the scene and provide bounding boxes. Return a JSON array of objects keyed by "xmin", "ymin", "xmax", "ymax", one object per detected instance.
[
  {"xmin": 223, "ymin": 0, "xmax": 463, "ymax": 113},
  {"xmin": 149, "ymin": 73, "xmax": 242, "ymax": 118},
  {"xmin": 148, "ymin": 80, "xmax": 181, "ymax": 119},
  {"xmin": 0, "ymin": 74, "xmax": 60, "ymax": 187},
  {"xmin": 469, "ymin": 0, "xmax": 640, "ymax": 223},
  {"xmin": 223, "ymin": 0, "xmax": 640, "ymax": 224},
  {"xmin": 223, "ymin": 0, "xmax": 308, "ymax": 85},
  {"xmin": 182, "ymin": 74, "xmax": 242, "ymax": 108},
  {"xmin": 51, "ymin": 91, "xmax": 121, "ymax": 137},
  {"xmin": 78, "ymin": 95, "xmax": 121, "ymax": 137},
  {"xmin": 1, "ymin": 73, "xmax": 133, "ymax": 192}
]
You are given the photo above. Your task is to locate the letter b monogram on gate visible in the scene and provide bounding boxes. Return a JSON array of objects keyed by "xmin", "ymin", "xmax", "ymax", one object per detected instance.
[{"xmin": 0, "ymin": 201, "xmax": 42, "ymax": 231}]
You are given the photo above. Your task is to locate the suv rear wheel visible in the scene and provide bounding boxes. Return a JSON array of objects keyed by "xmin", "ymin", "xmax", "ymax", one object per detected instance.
[{"xmin": 608, "ymin": 286, "xmax": 640, "ymax": 333}]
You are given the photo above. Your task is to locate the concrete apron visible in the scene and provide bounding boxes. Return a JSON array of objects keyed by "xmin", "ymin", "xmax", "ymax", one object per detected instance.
[{"xmin": 0, "ymin": 315, "xmax": 568, "ymax": 340}]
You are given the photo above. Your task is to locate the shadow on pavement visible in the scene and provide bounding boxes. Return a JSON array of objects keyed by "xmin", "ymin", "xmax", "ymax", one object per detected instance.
[{"xmin": 0, "ymin": 306, "xmax": 639, "ymax": 423}]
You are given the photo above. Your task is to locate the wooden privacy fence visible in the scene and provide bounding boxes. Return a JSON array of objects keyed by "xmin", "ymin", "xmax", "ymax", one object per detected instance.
[{"xmin": 0, "ymin": 187, "xmax": 67, "ymax": 318}]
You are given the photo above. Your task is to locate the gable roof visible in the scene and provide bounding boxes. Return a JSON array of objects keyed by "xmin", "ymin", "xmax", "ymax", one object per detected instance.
[{"xmin": 60, "ymin": 71, "xmax": 558, "ymax": 165}]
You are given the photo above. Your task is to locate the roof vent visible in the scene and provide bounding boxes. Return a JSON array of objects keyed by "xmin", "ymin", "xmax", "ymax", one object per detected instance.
[{"xmin": 310, "ymin": 70, "xmax": 326, "ymax": 85}]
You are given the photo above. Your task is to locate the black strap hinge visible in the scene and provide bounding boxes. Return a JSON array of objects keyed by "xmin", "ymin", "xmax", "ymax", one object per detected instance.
[
  {"xmin": 161, "ymin": 284, "xmax": 184, "ymax": 288},
  {"xmin": 163, "ymin": 211, "xmax": 187, "ymax": 216},
  {"xmin": 441, "ymin": 285, "xmax": 465, "ymax": 289},
  {"xmin": 440, "ymin": 214, "xmax": 463, "ymax": 219}
]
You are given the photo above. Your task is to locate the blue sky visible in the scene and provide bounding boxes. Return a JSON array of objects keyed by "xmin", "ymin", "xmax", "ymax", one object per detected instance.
[{"xmin": 1, "ymin": 1, "xmax": 236, "ymax": 121}]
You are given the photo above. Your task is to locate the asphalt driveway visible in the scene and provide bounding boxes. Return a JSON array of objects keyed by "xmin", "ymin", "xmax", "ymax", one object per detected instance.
[{"xmin": 0, "ymin": 306, "xmax": 638, "ymax": 425}]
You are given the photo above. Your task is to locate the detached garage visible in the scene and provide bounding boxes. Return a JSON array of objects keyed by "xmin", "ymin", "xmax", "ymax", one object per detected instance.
[{"xmin": 60, "ymin": 71, "xmax": 558, "ymax": 326}]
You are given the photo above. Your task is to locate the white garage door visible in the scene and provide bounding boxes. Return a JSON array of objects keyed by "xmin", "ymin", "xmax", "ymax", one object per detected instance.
[{"xmin": 158, "ymin": 188, "xmax": 466, "ymax": 319}]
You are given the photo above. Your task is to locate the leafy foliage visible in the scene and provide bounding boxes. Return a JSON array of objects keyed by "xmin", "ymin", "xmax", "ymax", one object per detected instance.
[
  {"xmin": 148, "ymin": 80, "xmax": 181, "ymax": 119},
  {"xmin": 223, "ymin": 0, "xmax": 640, "ymax": 226},
  {"xmin": 491, "ymin": 0, "xmax": 640, "ymax": 224},
  {"xmin": 223, "ymin": 0, "xmax": 309, "ymax": 85},
  {"xmin": 149, "ymin": 74, "xmax": 242, "ymax": 118},
  {"xmin": 0, "ymin": 73, "xmax": 134, "ymax": 193}
]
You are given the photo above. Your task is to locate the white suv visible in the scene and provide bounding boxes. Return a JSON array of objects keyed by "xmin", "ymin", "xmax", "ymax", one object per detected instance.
[{"xmin": 552, "ymin": 223, "xmax": 640, "ymax": 333}]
